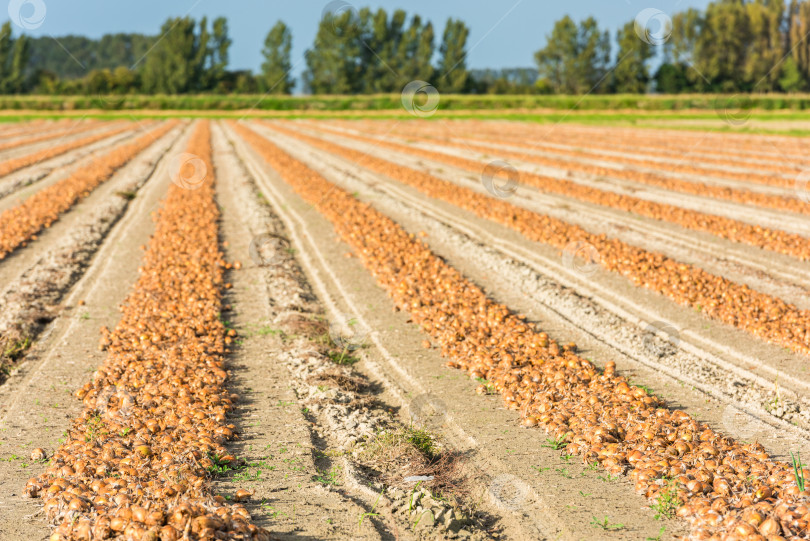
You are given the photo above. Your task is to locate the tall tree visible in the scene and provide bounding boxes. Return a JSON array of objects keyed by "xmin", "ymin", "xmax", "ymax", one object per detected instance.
[
  {"xmin": 789, "ymin": 0, "xmax": 810, "ymax": 85},
  {"xmin": 398, "ymin": 15, "xmax": 435, "ymax": 83},
  {"xmin": 436, "ymin": 18, "xmax": 470, "ymax": 93},
  {"xmin": 0, "ymin": 22, "xmax": 30, "ymax": 93},
  {"xmin": 693, "ymin": 0, "xmax": 752, "ymax": 90},
  {"xmin": 140, "ymin": 17, "xmax": 200, "ymax": 93},
  {"xmin": 657, "ymin": 8, "xmax": 703, "ymax": 92},
  {"xmin": 193, "ymin": 16, "xmax": 212, "ymax": 89},
  {"xmin": 303, "ymin": 9, "xmax": 363, "ymax": 93},
  {"xmin": 613, "ymin": 21, "xmax": 654, "ymax": 93},
  {"xmin": 209, "ymin": 17, "xmax": 231, "ymax": 90},
  {"xmin": 260, "ymin": 20, "xmax": 294, "ymax": 94},
  {"xmin": 534, "ymin": 16, "xmax": 578, "ymax": 93},
  {"xmin": 744, "ymin": 0, "xmax": 785, "ymax": 90},
  {"xmin": 534, "ymin": 16, "xmax": 611, "ymax": 94}
]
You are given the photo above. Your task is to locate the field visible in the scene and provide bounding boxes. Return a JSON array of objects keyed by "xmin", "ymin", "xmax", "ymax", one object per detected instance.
[{"xmin": 0, "ymin": 113, "xmax": 809, "ymax": 541}]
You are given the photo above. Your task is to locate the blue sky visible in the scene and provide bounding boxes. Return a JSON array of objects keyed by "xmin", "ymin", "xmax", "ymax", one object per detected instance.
[{"xmin": 6, "ymin": 0, "xmax": 710, "ymax": 82}]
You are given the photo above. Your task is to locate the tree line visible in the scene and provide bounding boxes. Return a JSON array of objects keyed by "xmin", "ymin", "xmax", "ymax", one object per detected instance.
[{"xmin": 4, "ymin": 0, "xmax": 810, "ymax": 95}]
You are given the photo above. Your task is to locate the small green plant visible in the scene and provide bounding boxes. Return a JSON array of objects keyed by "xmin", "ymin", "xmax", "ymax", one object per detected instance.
[
  {"xmin": 591, "ymin": 516, "xmax": 624, "ymax": 531},
  {"xmin": 646, "ymin": 526, "xmax": 667, "ymax": 541},
  {"xmin": 408, "ymin": 480, "xmax": 423, "ymax": 513},
  {"xmin": 207, "ymin": 453, "xmax": 237, "ymax": 476},
  {"xmin": 313, "ymin": 467, "xmax": 340, "ymax": 486},
  {"xmin": 4, "ymin": 336, "xmax": 31, "ymax": 360},
  {"xmin": 84, "ymin": 415, "xmax": 105, "ymax": 442},
  {"xmin": 404, "ymin": 426, "xmax": 438, "ymax": 457},
  {"xmin": 650, "ymin": 479, "xmax": 681, "ymax": 520},
  {"xmin": 791, "ymin": 452, "xmax": 806, "ymax": 492},
  {"xmin": 542, "ymin": 435, "xmax": 566, "ymax": 450},
  {"xmin": 358, "ymin": 490, "xmax": 384, "ymax": 526},
  {"xmin": 474, "ymin": 377, "xmax": 496, "ymax": 393},
  {"xmin": 327, "ymin": 349, "xmax": 359, "ymax": 365},
  {"xmin": 115, "ymin": 190, "xmax": 137, "ymax": 200}
]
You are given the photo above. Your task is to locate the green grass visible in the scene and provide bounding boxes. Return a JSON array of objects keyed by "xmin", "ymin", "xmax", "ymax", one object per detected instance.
[
  {"xmin": 313, "ymin": 466, "xmax": 340, "ymax": 486},
  {"xmin": 2, "ymin": 93, "xmax": 810, "ymax": 137},
  {"xmin": 792, "ymin": 452, "xmax": 806, "ymax": 492},
  {"xmin": 650, "ymin": 479, "xmax": 682, "ymax": 520},
  {"xmin": 541, "ymin": 435, "xmax": 567, "ymax": 451},
  {"xmin": 3, "ymin": 336, "xmax": 31, "ymax": 361},
  {"xmin": 591, "ymin": 515, "xmax": 625, "ymax": 531},
  {"xmin": 4, "ymin": 92, "xmax": 810, "ymax": 112}
]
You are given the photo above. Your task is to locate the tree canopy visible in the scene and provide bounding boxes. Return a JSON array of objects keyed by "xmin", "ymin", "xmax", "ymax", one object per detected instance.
[{"xmin": 5, "ymin": 1, "xmax": 810, "ymax": 95}]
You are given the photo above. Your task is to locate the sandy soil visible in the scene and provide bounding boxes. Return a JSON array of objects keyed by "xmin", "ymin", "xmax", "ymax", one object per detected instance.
[{"xmin": 1, "ymin": 118, "xmax": 809, "ymax": 540}]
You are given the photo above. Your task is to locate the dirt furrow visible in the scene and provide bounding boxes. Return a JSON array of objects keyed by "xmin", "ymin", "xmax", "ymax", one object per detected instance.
[
  {"xmin": 351, "ymin": 119, "xmax": 800, "ymax": 181},
  {"xmin": 450, "ymin": 126, "xmax": 802, "ymax": 174},
  {"xmin": 0, "ymin": 121, "xmax": 176, "ymax": 261},
  {"xmin": 0, "ymin": 122, "xmax": 185, "ymax": 382},
  {"xmin": 514, "ymin": 122, "xmax": 810, "ymax": 162},
  {"xmin": 286, "ymin": 122, "xmax": 810, "ymax": 309},
  {"xmin": 305, "ymin": 121, "xmax": 810, "ymax": 261},
  {"xmin": 0, "ymin": 120, "xmax": 104, "ymax": 154},
  {"xmin": 269, "ymin": 121, "xmax": 810, "ymax": 359},
  {"xmin": 0, "ymin": 122, "xmax": 134, "ymax": 179},
  {"xmin": 24, "ymin": 121, "xmax": 272, "ymax": 540},
  {"xmin": 260, "ymin": 124, "xmax": 810, "ymax": 439},
  {"xmin": 0, "ymin": 120, "xmax": 190, "ymax": 541},
  {"xmin": 225, "ymin": 121, "xmax": 670, "ymax": 540},
  {"xmin": 211, "ymin": 122, "xmax": 501, "ymax": 539},
  {"xmin": 230, "ymin": 121, "xmax": 810, "ymax": 541},
  {"xmin": 0, "ymin": 125, "xmax": 152, "ymax": 207}
]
